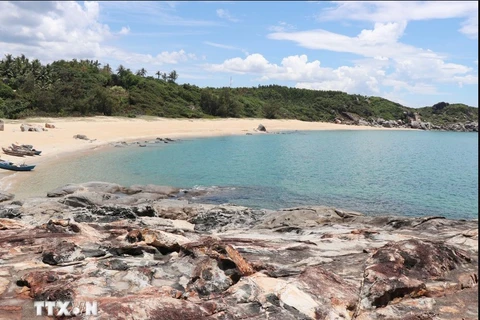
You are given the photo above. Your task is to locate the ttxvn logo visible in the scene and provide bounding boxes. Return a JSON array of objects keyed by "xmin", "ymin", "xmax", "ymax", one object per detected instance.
[{"xmin": 33, "ymin": 301, "xmax": 98, "ymax": 316}]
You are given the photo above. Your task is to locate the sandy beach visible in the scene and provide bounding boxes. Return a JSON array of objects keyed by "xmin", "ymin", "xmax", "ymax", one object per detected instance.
[{"xmin": 0, "ymin": 116, "xmax": 408, "ymax": 193}]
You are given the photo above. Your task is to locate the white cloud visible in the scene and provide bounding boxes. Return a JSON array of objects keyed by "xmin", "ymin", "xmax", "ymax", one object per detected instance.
[
  {"xmin": 0, "ymin": 1, "xmax": 197, "ymax": 68},
  {"xmin": 0, "ymin": 1, "xmax": 110, "ymax": 61},
  {"xmin": 205, "ymin": 51, "xmax": 477, "ymax": 103},
  {"xmin": 119, "ymin": 26, "xmax": 130, "ymax": 35},
  {"xmin": 268, "ymin": 22, "xmax": 432, "ymax": 59},
  {"xmin": 204, "ymin": 41, "xmax": 238, "ymax": 50},
  {"xmin": 119, "ymin": 49, "xmax": 197, "ymax": 66},
  {"xmin": 319, "ymin": 1, "xmax": 478, "ymax": 38},
  {"xmin": 206, "ymin": 53, "xmax": 387, "ymax": 94},
  {"xmin": 216, "ymin": 9, "xmax": 239, "ymax": 22},
  {"xmin": 459, "ymin": 14, "xmax": 479, "ymax": 39},
  {"xmin": 206, "ymin": 54, "xmax": 335, "ymax": 81},
  {"xmin": 357, "ymin": 21, "xmax": 407, "ymax": 44},
  {"xmin": 100, "ymin": 2, "xmax": 220, "ymax": 27},
  {"xmin": 268, "ymin": 21, "xmax": 295, "ymax": 32},
  {"xmin": 267, "ymin": 22, "xmax": 475, "ymax": 86}
]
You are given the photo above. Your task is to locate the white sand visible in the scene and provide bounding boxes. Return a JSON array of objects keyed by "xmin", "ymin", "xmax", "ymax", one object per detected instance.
[{"xmin": 0, "ymin": 116, "xmax": 409, "ymax": 193}]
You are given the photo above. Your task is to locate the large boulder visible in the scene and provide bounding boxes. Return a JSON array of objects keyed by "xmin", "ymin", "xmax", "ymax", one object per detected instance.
[
  {"xmin": 20, "ymin": 123, "xmax": 45, "ymax": 132},
  {"xmin": 357, "ymin": 119, "xmax": 370, "ymax": 126},
  {"xmin": 342, "ymin": 112, "xmax": 361, "ymax": 122},
  {"xmin": 410, "ymin": 121, "xmax": 421, "ymax": 129},
  {"xmin": 465, "ymin": 121, "xmax": 478, "ymax": 132},
  {"xmin": 20, "ymin": 123, "xmax": 31, "ymax": 132},
  {"xmin": 376, "ymin": 118, "xmax": 386, "ymax": 125},
  {"xmin": 257, "ymin": 124, "xmax": 267, "ymax": 132},
  {"xmin": 382, "ymin": 120, "xmax": 398, "ymax": 128}
]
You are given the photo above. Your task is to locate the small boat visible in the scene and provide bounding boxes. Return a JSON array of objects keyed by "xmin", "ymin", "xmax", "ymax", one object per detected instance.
[
  {"xmin": 2, "ymin": 147, "xmax": 26, "ymax": 157},
  {"xmin": 3, "ymin": 147, "xmax": 36, "ymax": 157},
  {"xmin": 5, "ymin": 146, "xmax": 36, "ymax": 156},
  {"xmin": 11, "ymin": 144, "xmax": 42, "ymax": 155},
  {"xmin": 0, "ymin": 160, "xmax": 36, "ymax": 171}
]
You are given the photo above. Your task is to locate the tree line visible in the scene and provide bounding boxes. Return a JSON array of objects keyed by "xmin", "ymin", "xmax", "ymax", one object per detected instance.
[{"xmin": 0, "ymin": 54, "xmax": 477, "ymax": 125}]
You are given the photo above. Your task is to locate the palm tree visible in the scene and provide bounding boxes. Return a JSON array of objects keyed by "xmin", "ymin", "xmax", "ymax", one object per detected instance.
[
  {"xmin": 167, "ymin": 70, "xmax": 178, "ymax": 83},
  {"xmin": 136, "ymin": 68, "xmax": 147, "ymax": 77},
  {"xmin": 92, "ymin": 60, "xmax": 101, "ymax": 69},
  {"xmin": 31, "ymin": 59, "xmax": 42, "ymax": 78},
  {"xmin": 0, "ymin": 54, "xmax": 14, "ymax": 78},
  {"xmin": 102, "ymin": 63, "xmax": 112, "ymax": 74},
  {"xmin": 155, "ymin": 71, "xmax": 161, "ymax": 79},
  {"xmin": 117, "ymin": 64, "xmax": 126, "ymax": 76}
]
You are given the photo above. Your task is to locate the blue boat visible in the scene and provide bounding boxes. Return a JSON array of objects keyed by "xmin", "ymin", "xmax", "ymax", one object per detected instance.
[{"xmin": 0, "ymin": 160, "xmax": 36, "ymax": 171}]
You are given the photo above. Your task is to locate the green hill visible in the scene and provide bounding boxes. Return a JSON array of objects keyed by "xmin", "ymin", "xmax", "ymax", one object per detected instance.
[{"xmin": 0, "ymin": 55, "xmax": 477, "ymax": 126}]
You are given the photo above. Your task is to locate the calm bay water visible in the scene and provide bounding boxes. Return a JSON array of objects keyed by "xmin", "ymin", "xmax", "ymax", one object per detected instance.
[{"xmin": 13, "ymin": 130, "xmax": 478, "ymax": 219}]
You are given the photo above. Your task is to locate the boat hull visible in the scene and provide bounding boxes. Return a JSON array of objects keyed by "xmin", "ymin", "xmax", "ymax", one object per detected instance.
[
  {"xmin": 0, "ymin": 163, "xmax": 36, "ymax": 171},
  {"xmin": 11, "ymin": 144, "xmax": 42, "ymax": 155},
  {"xmin": 2, "ymin": 147, "xmax": 34, "ymax": 157}
]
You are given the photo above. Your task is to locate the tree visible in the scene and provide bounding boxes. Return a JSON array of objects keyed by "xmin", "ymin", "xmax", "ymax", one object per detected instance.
[
  {"xmin": 155, "ymin": 71, "xmax": 161, "ymax": 79},
  {"xmin": 0, "ymin": 54, "xmax": 14, "ymax": 78},
  {"xmin": 263, "ymin": 102, "xmax": 278, "ymax": 119},
  {"xmin": 102, "ymin": 64, "xmax": 112, "ymax": 74},
  {"xmin": 161, "ymin": 72, "xmax": 168, "ymax": 81},
  {"xmin": 31, "ymin": 59, "xmax": 42, "ymax": 78},
  {"xmin": 167, "ymin": 70, "xmax": 178, "ymax": 83},
  {"xmin": 136, "ymin": 68, "xmax": 147, "ymax": 77},
  {"xmin": 116, "ymin": 65, "xmax": 126, "ymax": 77},
  {"xmin": 200, "ymin": 90, "xmax": 219, "ymax": 115}
]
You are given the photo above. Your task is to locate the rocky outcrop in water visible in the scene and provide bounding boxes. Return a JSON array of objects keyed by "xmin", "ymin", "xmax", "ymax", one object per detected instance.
[{"xmin": 0, "ymin": 182, "xmax": 477, "ymax": 319}]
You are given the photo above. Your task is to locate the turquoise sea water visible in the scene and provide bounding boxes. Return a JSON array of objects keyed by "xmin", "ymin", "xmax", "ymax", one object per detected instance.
[{"xmin": 13, "ymin": 131, "xmax": 478, "ymax": 219}]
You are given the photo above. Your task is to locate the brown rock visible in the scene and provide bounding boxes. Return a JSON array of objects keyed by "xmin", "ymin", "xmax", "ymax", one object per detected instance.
[
  {"xmin": 359, "ymin": 239, "xmax": 472, "ymax": 310},
  {"xmin": 41, "ymin": 240, "xmax": 85, "ymax": 265},
  {"xmin": 19, "ymin": 271, "xmax": 75, "ymax": 301},
  {"xmin": 0, "ymin": 219, "xmax": 25, "ymax": 230},
  {"xmin": 0, "ymin": 277, "xmax": 9, "ymax": 295},
  {"xmin": 225, "ymin": 245, "xmax": 255, "ymax": 276},
  {"xmin": 142, "ymin": 229, "xmax": 190, "ymax": 252},
  {"xmin": 458, "ymin": 273, "xmax": 478, "ymax": 289}
]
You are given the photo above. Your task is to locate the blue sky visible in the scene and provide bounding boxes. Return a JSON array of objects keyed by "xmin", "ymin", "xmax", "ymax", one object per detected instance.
[{"xmin": 0, "ymin": 1, "xmax": 478, "ymax": 108}]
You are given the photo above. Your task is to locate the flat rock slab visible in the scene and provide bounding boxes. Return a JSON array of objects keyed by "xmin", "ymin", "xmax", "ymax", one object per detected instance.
[{"xmin": 0, "ymin": 182, "xmax": 477, "ymax": 319}]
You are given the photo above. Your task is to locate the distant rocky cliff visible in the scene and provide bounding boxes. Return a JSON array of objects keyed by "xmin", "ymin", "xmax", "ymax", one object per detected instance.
[{"xmin": 0, "ymin": 182, "xmax": 477, "ymax": 319}]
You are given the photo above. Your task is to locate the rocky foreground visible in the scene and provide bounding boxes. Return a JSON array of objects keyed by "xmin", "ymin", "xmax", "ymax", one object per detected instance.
[{"xmin": 0, "ymin": 182, "xmax": 478, "ymax": 320}]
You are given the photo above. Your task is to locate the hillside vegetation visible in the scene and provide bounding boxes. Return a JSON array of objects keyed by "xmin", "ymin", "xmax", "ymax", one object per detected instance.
[{"xmin": 0, "ymin": 55, "xmax": 477, "ymax": 125}]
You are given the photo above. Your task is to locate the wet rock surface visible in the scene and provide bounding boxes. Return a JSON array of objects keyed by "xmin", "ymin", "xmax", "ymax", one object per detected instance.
[{"xmin": 0, "ymin": 182, "xmax": 477, "ymax": 319}]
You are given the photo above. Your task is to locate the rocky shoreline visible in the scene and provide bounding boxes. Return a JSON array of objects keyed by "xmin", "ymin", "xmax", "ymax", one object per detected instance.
[
  {"xmin": 0, "ymin": 182, "xmax": 478, "ymax": 319},
  {"xmin": 335, "ymin": 111, "xmax": 478, "ymax": 132}
]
